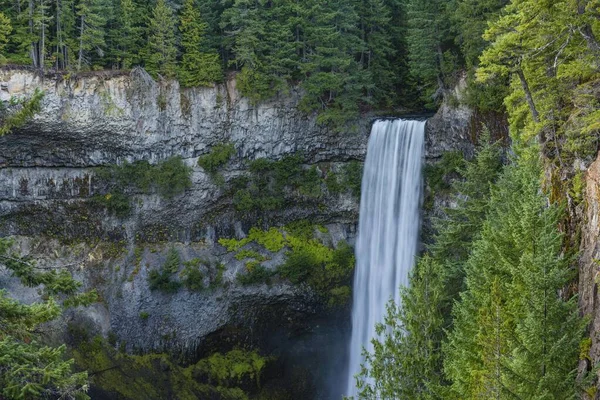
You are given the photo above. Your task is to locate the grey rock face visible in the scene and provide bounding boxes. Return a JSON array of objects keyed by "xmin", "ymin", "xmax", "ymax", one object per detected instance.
[{"xmin": 0, "ymin": 68, "xmax": 474, "ymax": 397}]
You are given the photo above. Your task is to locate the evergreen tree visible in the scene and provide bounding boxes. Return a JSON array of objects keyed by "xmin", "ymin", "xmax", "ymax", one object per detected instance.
[
  {"xmin": 0, "ymin": 237, "xmax": 96, "ymax": 399},
  {"xmin": 178, "ymin": 0, "xmax": 222, "ymax": 87},
  {"xmin": 0, "ymin": 12, "xmax": 11, "ymax": 63},
  {"xmin": 405, "ymin": 0, "xmax": 458, "ymax": 105},
  {"xmin": 444, "ymin": 149, "xmax": 584, "ymax": 399},
  {"xmin": 76, "ymin": 0, "xmax": 108, "ymax": 70},
  {"xmin": 356, "ymin": 255, "xmax": 447, "ymax": 399},
  {"xmin": 144, "ymin": 0, "xmax": 177, "ymax": 78},
  {"xmin": 300, "ymin": 0, "xmax": 366, "ymax": 127}
]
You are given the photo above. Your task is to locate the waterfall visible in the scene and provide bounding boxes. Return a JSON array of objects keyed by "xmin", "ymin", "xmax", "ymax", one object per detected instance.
[{"xmin": 344, "ymin": 119, "xmax": 425, "ymax": 397}]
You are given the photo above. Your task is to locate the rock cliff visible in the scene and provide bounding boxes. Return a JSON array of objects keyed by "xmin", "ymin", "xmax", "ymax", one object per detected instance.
[{"xmin": 0, "ymin": 67, "xmax": 474, "ymax": 398}]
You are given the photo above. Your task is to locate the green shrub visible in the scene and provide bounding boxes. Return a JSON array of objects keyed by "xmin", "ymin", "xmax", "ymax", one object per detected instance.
[
  {"xmin": 148, "ymin": 248, "xmax": 182, "ymax": 293},
  {"xmin": 154, "ymin": 156, "xmax": 193, "ymax": 198},
  {"xmin": 198, "ymin": 143, "xmax": 236, "ymax": 174},
  {"xmin": 91, "ymin": 192, "xmax": 131, "ymax": 217},
  {"xmin": 93, "ymin": 156, "xmax": 192, "ymax": 216},
  {"xmin": 424, "ymin": 151, "xmax": 464, "ymax": 194},
  {"xmin": 209, "ymin": 263, "xmax": 226, "ymax": 289},
  {"xmin": 341, "ymin": 161, "xmax": 363, "ymax": 198},
  {"xmin": 237, "ymin": 262, "xmax": 273, "ymax": 286},
  {"xmin": 0, "ymin": 88, "xmax": 44, "ymax": 136},
  {"xmin": 232, "ymin": 154, "xmax": 324, "ymax": 212},
  {"xmin": 180, "ymin": 258, "xmax": 206, "ymax": 291},
  {"xmin": 139, "ymin": 311, "xmax": 150, "ymax": 320}
]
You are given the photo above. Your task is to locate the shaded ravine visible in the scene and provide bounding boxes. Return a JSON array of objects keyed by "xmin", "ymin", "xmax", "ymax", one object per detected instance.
[{"xmin": 345, "ymin": 119, "xmax": 425, "ymax": 397}]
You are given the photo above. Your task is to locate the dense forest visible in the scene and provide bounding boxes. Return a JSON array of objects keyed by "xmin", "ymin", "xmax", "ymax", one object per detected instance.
[
  {"xmin": 2, "ymin": 0, "xmax": 600, "ymax": 398},
  {"xmin": 0, "ymin": 0, "xmax": 511, "ymax": 126}
]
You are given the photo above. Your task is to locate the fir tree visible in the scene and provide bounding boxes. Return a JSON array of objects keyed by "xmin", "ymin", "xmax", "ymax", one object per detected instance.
[
  {"xmin": 76, "ymin": 0, "xmax": 108, "ymax": 69},
  {"xmin": 0, "ymin": 237, "xmax": 96, "ymax": 399},
  {"xmin": 144, "ymin": 0, "xmax": 177, "ymax": 78},
  {"xmin": 178, "ymin": 0, "xmax": 222, "ymax": 87},
  {"xmin": 444, "ymin": 149, "xmax": 583, "ymax": 399},
  {"xmin": 0, "ymin": 12, "xmax": 11, "ymax": 63}
]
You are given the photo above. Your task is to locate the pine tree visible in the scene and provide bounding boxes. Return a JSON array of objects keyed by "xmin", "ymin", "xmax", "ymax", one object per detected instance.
[
  {"xmin": 178, "ymin": 0, "xmax": 222, "ymax": 87},
  {"xmin": 110, "ymin": 0, "xmax": 141, "ymax": 69},
  {"xmin": 144, "ymin": 0, "xmax": 177, "ymax": 78},
  {"xmin": 405, "ymin": 0, "xmax": 458, "ymax": 105},
  {"xmin": 76, "ymin": 0, "xmax": 108, "ymax": 70}
]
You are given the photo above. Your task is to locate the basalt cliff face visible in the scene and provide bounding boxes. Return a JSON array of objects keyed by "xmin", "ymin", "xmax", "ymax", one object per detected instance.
[{"xmin": 0, "ymin": 68, "xmax": 474, "ymax": 398}]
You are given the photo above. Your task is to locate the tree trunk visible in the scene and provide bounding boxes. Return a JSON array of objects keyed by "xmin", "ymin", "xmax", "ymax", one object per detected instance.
[
  {"xmin": 516, "ymin": 68, "xmax": 540, "ymax": 123},
  {"xmin": 78, "ymin": 15, "xmax": 84, "ymax": 70}
]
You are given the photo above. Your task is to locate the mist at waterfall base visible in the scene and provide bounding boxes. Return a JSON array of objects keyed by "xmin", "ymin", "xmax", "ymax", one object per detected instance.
[{"xmin": 343, "ymin": 119, "xmax": 425, "ymax": 398}]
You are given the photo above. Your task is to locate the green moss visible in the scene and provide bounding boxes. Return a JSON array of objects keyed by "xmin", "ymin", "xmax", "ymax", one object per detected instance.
[
  {"xmin": 580, "ymin": 337, "xmax": 592, "ymax": 361},
  {"xmin": 248, "ymin": 227, "xmax": 286, "ymax": 252},
  {"xmin": 234, "ymin": 249, "xmax": 267, "ymax": 261},
  {"xmin": 70, "ymin": 334, "xmax": 265, "ymax": 400},
  {"xmin": 219, "ymin": 237, "xmax": 252, "ymax": 252}
]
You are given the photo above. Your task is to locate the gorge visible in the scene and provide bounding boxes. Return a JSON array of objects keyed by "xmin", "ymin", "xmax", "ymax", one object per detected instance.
[{"xmin": 0, "ymin": 68, "xmax": 471, "ymax": 399}]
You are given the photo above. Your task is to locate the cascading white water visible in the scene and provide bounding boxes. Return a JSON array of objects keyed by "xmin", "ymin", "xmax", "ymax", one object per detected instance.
[{"xmin": 345, "ymin": 119, "xmax": 425, "ymax": 397}]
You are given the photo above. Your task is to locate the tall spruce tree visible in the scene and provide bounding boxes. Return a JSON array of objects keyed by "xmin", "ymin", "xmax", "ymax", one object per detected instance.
[
  {"xmin": 178, "ymin": 0, "xmax": 222, "ymax": 87},
  {"xmin": 144, "ymin": 0, "xmax": 177, "ymax": 78},
  {"xmin": 444, "ymin": 149, "xmax": 583, "ymax": 399},
  {"xmin": 76, "ymin": 0, "xmax": 108, "ymax": 69}
]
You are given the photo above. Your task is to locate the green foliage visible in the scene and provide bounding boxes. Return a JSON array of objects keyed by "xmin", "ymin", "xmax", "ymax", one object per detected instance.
[
  {"xmin": 0, "ymin": 89, "xmax": 44, "ymax": 136},
  {"xmin": 0, "ymin": 12, "xmax": 11, "ymax": 64},
  {"xmin": 237, "ymin": 262, "xmax": 273, "ymax": 286},
  {"xmin": 193, "ymin": 348, "xmax": 269, "ymax": 388},
  {"xmin": 180, "ymin": 258, "xmax": 206, "ymax": 291},
  {"xmin": 148, "ymin": 247, "xmax": 182, "ymax": 293},
  {"xmin": 93, "ymin": 156, "xmax": 191, "ymax": 217},
  {"xmin": 0, "ymin": 237, "xmax": 94, "ymax": 399},
  {"xmin": 71, "ymin": 334, "xmax": 266, "ymax": 399},
  {"xmin": 220, "ymin": 225, "xmax": 354, "ymax": 305},
  {"xmin": 444, "ymin": 149, "xmax": 584, "ymax": 399},
  {"xmin": 229, "ymin": 154, "xmax": 326, "ymax": 213},
  {"xmin": 197, "ymin": 142, "xmax": 235, "ymax": 174},
  {"xmin": 178, "ymin": 0, "xmax": 222, "ymax": 87},
  {"xmin": 144, "ymin": 0, "xmax": 177, "ymax": 78},
  {"xmin": 90, "ymin": 192, "xmax": 131, "ymax": 217},
  {"xmin": 139, "ymin": 311, "xmax": 149, "ymax": 320},
  {"xmin": 75, "ymin": 0, "xmax": 108, "ymax": 70}
]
